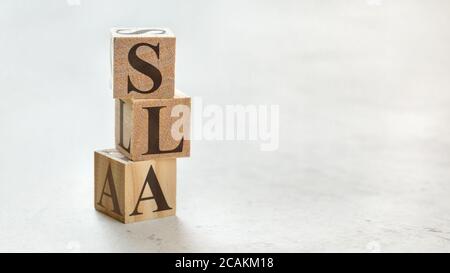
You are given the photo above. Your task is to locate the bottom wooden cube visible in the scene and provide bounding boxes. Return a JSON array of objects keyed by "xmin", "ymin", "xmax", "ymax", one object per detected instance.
[{"xmin": 94, "ymin": 149, "xmax": 176, "ymax": 223}]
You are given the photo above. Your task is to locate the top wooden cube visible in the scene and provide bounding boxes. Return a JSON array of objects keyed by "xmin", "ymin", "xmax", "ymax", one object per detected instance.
[{"xmin": 111, "ymin": 27, "xmax": 175, "ymax": 99}]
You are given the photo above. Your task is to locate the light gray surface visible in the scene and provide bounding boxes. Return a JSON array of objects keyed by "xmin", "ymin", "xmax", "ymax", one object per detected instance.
[{"xmin": 1, "ymin": 0, "xmax": 450, "ymax": 252}]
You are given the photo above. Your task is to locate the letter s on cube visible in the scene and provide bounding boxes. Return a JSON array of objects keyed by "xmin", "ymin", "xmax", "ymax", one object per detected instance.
[{"xmin": 111, "ymin": 27, "xmax": 175, "ymax": 99}]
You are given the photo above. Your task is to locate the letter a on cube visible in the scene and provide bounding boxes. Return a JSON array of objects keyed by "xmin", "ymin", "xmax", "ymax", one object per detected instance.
[
  {"xmin": 94, "ymin": 149, "xmax": 176, "ymax": 223},
  {"xmin": 115, "ymin": 90, "xmax": 191, "ymax": 161}
]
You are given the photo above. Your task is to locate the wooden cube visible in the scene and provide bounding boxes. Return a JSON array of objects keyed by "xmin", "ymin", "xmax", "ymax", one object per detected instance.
[
  {"xmin": 111, "ymin": 27, "xmax": 175, "ymax": 99},
  {"xmin": 94, "ymin": 149, "xmax": 176, "ymax": 223},
  {"xmin": 115, "ymin": 90, "xmax": 191, "ymax": 161}
]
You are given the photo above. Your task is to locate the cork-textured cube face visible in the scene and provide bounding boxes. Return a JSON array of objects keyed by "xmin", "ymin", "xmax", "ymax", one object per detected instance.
[
  {"xmin": 94, "ymin": 149, "xmax": 176, "ymax": 223},
  {"xmin": 115, "ymin": 90, "xmax": 191, "ymax": 161},
  {"xmin": 111, "ymin": 27, "xmax": 175, "ymax": 99}
]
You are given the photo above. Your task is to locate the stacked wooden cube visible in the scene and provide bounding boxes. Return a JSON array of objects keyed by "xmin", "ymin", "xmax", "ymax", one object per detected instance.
[{"xmin": 94, "ymin": 28, "xmax": 191, "ymax": 224}]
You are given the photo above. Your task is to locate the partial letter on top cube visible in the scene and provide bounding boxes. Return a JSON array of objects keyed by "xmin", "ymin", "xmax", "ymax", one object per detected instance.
[{"xmin": 111, "ymin": 27, "xmax": 175, "ymax": 99}]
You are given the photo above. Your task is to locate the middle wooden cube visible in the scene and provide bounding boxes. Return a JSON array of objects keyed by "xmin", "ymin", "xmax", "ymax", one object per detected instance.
[{"xmin": 115, "ymin": 90, "xmax": 191, "ymax": 161}]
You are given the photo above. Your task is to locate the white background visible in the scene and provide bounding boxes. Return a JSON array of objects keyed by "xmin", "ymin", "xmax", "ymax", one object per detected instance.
[{"xmin": 1, "ymin": 0, "xmax": 450, "ymax": 252}]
